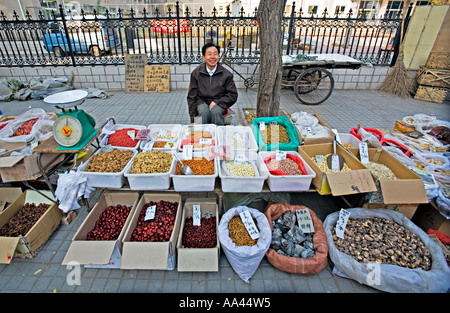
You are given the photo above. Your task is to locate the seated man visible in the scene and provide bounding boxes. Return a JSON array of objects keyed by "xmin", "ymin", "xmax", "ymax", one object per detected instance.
[{"xmin": 187, "ymin": 42, "xmax": 238, "ymax": 125}]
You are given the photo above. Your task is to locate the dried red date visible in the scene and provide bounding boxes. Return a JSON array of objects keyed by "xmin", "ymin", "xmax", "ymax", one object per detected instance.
[
  {"xmin": 86, "ymin": 204, "xmax": 132, "ymax": 241},
  {"xmin": 182, "ymin": 216, "xmax": 217, "ymax": 248},
  {"xmin": 11, "ymin": 118, "xmax": 39, "ymax": 137},
  {"xmin": 130, "ymin": 200, "xmax": 178, "ymax": 242},
  {"xmin": 0, "ymin": 203, "xmax": 50, "ymax": 237}
]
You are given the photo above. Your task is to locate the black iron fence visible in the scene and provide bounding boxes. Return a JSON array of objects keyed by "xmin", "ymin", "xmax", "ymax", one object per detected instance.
[{"xmin": 0, "ymin": 2, "xmax": 411, "ymax": 68}]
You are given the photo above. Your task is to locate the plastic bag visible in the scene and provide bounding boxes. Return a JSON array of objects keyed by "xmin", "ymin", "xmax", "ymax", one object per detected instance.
[
  {"xmin": 264, "ymin": 202, "xmax": 328, "ymax": 274},
  {"xmin": 0, "ymin": 108, "xmax": 54, "ymax": 142},
  {"xmin": 251, "ymin": 116, "xmax": 299, "ymax": 151},
  {"xmin": 290, "ymin": 111, "xmax": 318, "ymax": 127},
  {"xmin": 323, "ymin": 208, "xmax": 450, "ymax": 293},
  {"xmin": 218, "ymin": 205, "xmax": 271, "ymax": 283}
]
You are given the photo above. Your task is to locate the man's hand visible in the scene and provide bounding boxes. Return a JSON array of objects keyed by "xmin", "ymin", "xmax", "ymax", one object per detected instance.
[{"xmin": 209, "ymin": 101, "xmax": 217, "ymax": 110}]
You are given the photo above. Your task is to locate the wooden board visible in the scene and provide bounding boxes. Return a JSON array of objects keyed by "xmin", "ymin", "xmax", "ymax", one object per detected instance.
[{"xmin": 144, "ymin": 65, "xmax": 170, "ymax": 93}]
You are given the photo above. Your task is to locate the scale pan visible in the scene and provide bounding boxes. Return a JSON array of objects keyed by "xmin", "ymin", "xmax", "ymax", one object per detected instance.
[{"xmin": 44, "ymin": 89, "xmax": 88, "ymax": 108}]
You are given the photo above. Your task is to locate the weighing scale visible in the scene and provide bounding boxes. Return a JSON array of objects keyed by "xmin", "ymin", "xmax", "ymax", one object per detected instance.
[{"xmin": 44, "ymin": 90, "xmax": 99, "ymax": 150}]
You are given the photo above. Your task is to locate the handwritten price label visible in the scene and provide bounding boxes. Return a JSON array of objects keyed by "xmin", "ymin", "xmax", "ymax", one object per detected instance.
[
  {"xmin": 335, "ymin": 208, "xmax": 350, "ymax": 239},
  {"xmin": 144, "ymin": 205, "xmax": 156, "ymax": 221},
  {"xmin": 239, "ymin": 210, "xmax": 260, "ymax": 240},
  {"xmin": 295, "ymin": 208, "xmax": 314, "ymax": 233},
  {"xmin": 193, "ymin": 205, "xmax": 201, "ymax": 226},
  {"xmin": 183, "ymin": 145, "xmax": 193, "ymax": 159}
]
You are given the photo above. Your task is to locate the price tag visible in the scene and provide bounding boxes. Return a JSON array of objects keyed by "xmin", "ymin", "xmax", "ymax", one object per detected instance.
[
  {"xmin": 164, "ymin": 142, "xmax": 173, "ymax": 149},
  {"xmin": 199, "ymin": 138, "xmax": 212, "ymax": 145},
  {"xmin": 316, "ymin": 154, "xmax": 324, "ymax": 163},
  {"xmin": 141, "ymin": 141, "xmax": 154, "ymax": 152},
  {"xmin": 193, "ymin": 204, "xmax": 201, "ymax": 226},
  {"xmin": 239, "ymin": 210, "xmax": 260, "ymax": 240},
  {"xmin": 158, "ymin": 129, "xmax": 167, "ymax": 137},
  {"xmin": 234, "ymin": 154, "xmax": 247, "ymax": 163},
  {"xmin": 144, "ymin": 205, "xmax": 156, "ymax": 221},
  {"xmin": 127, "ymin": 130, "xmax": 135, "ymax": 140},
  {"xmin": 335, "ymin": 208, "xmax": 350, "ymax": 239},
  {"xmin": 295, "ymin": 208, "xmax": 314, "ymax": 233},
  {"xmin": 259, "ymin": 122, "xmax": 266, "ymax": 130},
  {"xmin": 183, "ymin": 145, "xmax": 193, "ymax": 159},
  {"xmin": 304, "ymin": 127, "xmax": 313, "ymax": 136},
  {"xmin": 30, "ymin": 139, "xmax": 38, "ymax": 149},
  {"xmin": 275, "ymin": 150, "xmax": 286, "ymax": 160},
  {"xmin": 359, "ymin": 142, "xmax": 369, "ymax": 164},
  {"xmin": 233, "ymin": 133, "xmax": 243, "ymax": 142}
]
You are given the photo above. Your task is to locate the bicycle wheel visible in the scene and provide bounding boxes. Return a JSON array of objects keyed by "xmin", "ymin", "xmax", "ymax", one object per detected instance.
[{"xmin": 293, "ymin": 67, "xmax": 334, "ymax": 105}]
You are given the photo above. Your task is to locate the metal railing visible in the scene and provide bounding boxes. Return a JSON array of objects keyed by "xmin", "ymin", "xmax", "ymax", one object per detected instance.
[{"xmin": 0, "ymin": 2, "xmax": 411, "ymax": 68}]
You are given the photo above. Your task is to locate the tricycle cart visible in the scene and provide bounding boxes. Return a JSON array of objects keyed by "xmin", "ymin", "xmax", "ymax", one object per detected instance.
[{"xmin": 282, "ymin": 54, "xmax": 363, "ymax": 105}]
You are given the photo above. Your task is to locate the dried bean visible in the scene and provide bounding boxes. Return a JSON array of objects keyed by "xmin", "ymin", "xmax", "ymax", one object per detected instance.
[
  {"xmin": 130, "ymin": 150, "xmax": 173, "ymax": 174},
  {"xmin": 268, "ymin": 158, "xmax": 302, "ymax": 175},
  {"xmin": 260, "ymin": 125, "xmax": 290, "ymax": 144}
]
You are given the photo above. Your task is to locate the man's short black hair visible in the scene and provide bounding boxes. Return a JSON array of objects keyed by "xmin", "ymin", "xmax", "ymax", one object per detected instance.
[{"xmin": 202, "ymin": 42, "xmax": 220, "ymax": 56}]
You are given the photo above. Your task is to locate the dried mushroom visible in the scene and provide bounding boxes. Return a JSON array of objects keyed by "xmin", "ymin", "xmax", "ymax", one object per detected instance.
[{"xmin": 332, "ymin": 217, "xmax": 432, "ymax": 270}]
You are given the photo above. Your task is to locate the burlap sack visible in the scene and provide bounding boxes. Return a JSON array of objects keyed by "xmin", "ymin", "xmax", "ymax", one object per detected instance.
[{"xmin": 264, "ymin": 202, "xmax": 328, "ymax": 274}]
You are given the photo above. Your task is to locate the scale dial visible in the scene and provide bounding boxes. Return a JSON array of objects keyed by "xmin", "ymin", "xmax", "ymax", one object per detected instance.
[{"xmin": 53, "ymin": 115, "xmax": 83, "ymax": 147}]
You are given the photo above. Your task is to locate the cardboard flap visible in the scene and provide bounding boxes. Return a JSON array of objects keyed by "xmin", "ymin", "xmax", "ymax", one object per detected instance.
[
  {"xmin": 62, "ymin": 241, "xmax": 117, "ymax": 265},
  {"xmin": 121, "ymin": 241, "xmax": 169, "ymax": 269},
  {"xmin": 0, "ymin": 155, "xmax": 25, "ymax": 168},
  {"xmin": 326, "ymin": 169, "xmax": 377, "ymax": 196},
  {"xmin": 0, "ymin": 237, "xmax": 20, "ymax": 264},
  {"xmin": 380, "ymin": 180, "xmax": 429, "ymax": 204}
]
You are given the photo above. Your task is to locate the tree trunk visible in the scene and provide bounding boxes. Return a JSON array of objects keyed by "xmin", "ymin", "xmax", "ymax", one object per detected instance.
[{"xmin": 256, "ymin": 0, "xmax": 287, "ymax": 117}]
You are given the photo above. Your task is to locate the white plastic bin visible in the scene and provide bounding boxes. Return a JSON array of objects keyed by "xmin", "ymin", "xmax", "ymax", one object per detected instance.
[
  {"xmin": 78, "ymin": 148, "xmax": 138, "ymax": 188},
  {"xmin": 170, "ymin": 152, "xmax": 218, "ymax": 191},
  {"xmin": 338, "ymin": 133, "xmax": 362, "ymax": 149},
  {"xmin": 100, "ymin": 123, "xmax": 146, "ymax": 150},
  {"xmin": 219, "ymin": 151, "xmax": 268, "ymax": 193},
  {"xmin": 258, "ymin": 150, "xmax": 316, "ymax": 192},
  {"xmin": 217, "ymin": 125, "xmax": 258, "ymax": 152},
  {"xmin": 178, "ymin": 124, "xmax": 217, "ymax": 152},
  {"xmin": 124, "ymin": 152, "xmax": 174, "ymax": 190},
  {"xmin": 143, "ymin": 124, "xmax": 182, "ymax": 151}
]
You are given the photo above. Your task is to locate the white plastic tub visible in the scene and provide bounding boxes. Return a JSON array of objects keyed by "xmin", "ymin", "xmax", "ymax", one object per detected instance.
[
  {"xmin": 338, "ymin": 133, "xmax": 362, "ymax": 149},
  {"xmin": 219, "ymin": 151, "xmax": 268, "ymax": 193},
  {"xmin": 78, "ymin": 148, "xmax": 138, "ymax": 188},
  {"xmin": 100, "ymin": 123, "xmax": 146, "ymax": 150},
  {"xmin": 178, "ymin": 124, "xmax": 217, "ymax": 152},
  {"xmin": 124, "ymin": 152, "xmax": 174, "ymax": 190},
  {"xmin": 170, "ymin": 152, "xmax": 218, "ymax": 192},
  {"xmin": 258, "ymin": 150, "xmax": 316, "ymax": 192},
  {"xmin": 142, "ymin": 124, "xmax": 182, "ymax": 151},
  {"xmin": 217, "ymin": 125, "xmax": 258, "ymax": 152}
]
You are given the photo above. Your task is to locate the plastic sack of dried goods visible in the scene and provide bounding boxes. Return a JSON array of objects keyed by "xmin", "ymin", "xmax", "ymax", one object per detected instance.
[
  {"xmin": 251, "ymin": 116, "xmax": 299, "ymax": 151},
  {"xmin": 264, "ymin": 202, "xmax": 328, "ymax": 274},
  {"xmin": 323, "ymin": 208, "xmax": 450, "ymax": 293},
  {"xmin": 0, "ymin": 108, "xmax": 54, "ymax": 142},
  {"xmin": 218, "ymin": 205, "xmax": 271, "ymax": 283}
]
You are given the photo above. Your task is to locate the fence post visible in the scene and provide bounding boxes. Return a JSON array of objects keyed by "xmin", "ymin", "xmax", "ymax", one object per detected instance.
[
  {"xmin": 59, "ymin": 4, "xmax": 76, "ymax": 67},
  {"xmin": 176, "ymin": 1, "xmax": 182, "ymax": 64},
  {"xmin": 286, "ymin": 1, "xmax": 296, "ymax": 55}
]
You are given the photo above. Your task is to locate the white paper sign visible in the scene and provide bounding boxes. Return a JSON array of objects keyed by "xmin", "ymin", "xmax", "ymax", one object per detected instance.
[
  {"xmin": 295, "ymin": 208, "xmax": 314, "ymax": 233},
  {"xmin": 316, "ymin": 154, "xmax": 324, "ymax": 163},
  {"xmin": 359, "ymin": 142, "xmax": 369, "ymax": 164},
  {"xmin": 259, "ymin": 122, "xmax": 266, "ymax": 130},
  {"xmin": 183, "ymin": 145, "xmax": 193, "ymax": 159},
  {"xmin": 193, "ymin": 204, "xmax": 201, "ymax": 226},
  {"xmin": 199, "ymin": 138, "xmax": 212, "ymax": 145},
  {"xmin": 239, "ymin": 210, "xmax": 260, "ymax": 240},
  {"xmin": 305, "ymin": 127, "xmax": 312, "ymax": 136},
  {"xmin": 127, "ymin": 130, "xmax": 135, "ymax": 140},
  {"xmin": 144, "ymin": 205, "xmax": 156, "ymax": 221},
  {"xmin": 275, "ymin": 150, "xmax": 286, "ymax": 160},
  {"xmin": 234, "ymin": 154, "xmax": 247, "ymax": 163},
  {"xmin": 335, "ymin": 208, "xmax": 350, "ymax": 239}
]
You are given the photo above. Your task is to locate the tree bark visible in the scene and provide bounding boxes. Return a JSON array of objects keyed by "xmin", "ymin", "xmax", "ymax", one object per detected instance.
[{"xmin": 256, "ymin": 0, "xmax": 287, "ymax": 117}]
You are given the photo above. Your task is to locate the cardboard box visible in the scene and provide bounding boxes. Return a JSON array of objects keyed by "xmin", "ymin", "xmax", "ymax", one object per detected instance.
[
  {"xmin": 0, "ymin": 187, "xmax": 22, "ymax": 213},
  {"xmin": 350, "ymin": 148, "xmax": 429, "ymax": 219},
  {"xmin": 413, "ymin": 202, "xmax": 450, "ymax": 237},
  {"xmin": 62, "ymin": 190, "xmax": 140, "ymax": 268},
  {"xmin": 0, "ymin": 141, "xmax": 66, "ymax": 182},
  {"xmin": 298, "ymin": 143, "xmax": 377, "ymax": 196},
  {"xmin": 121, "ymin": 193, "xmax": 182, "ymax": 270},
  {"xmin": 0, "ymin": 190, "xmax": 61, "ymax": 263},
  {"xmin": 294, "ymin": 113, "xmax": 334, "ymax": 145},
  {"xmin": 177, "ymin": 198, "xmax": 220, "ymax": 272}
]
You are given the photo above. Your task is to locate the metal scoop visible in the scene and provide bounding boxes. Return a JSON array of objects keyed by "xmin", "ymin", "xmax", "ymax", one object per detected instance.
[
  {"xmin": 327, "ymin": 140, "xmax": 344, "ymax": 171},
  {"xmin": 174, "ymin": 153, "xmax": 194, "ymax": 175}
]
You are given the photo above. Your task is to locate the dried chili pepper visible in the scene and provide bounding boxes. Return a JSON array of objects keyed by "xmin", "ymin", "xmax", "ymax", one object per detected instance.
[{"xmin": 107, "ymin": 128, "xmax": 139, "ymax": 147}]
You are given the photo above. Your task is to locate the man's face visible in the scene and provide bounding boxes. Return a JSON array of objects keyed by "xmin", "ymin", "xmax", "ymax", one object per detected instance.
[{"xmin": 202, "ymin": 46, "xmax": 219, "ymax": 69}]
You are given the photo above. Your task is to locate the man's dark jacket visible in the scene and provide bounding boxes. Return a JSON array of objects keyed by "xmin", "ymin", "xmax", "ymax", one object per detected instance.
[{"xmin": 187, "ymin": 63, "xmax": 238, "ymax": 123}]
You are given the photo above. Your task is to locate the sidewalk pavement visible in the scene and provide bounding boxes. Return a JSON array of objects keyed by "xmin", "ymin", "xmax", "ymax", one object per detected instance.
[{"xmin": 0, "ymin": 88, "xmax": 448, "ymax": 296}]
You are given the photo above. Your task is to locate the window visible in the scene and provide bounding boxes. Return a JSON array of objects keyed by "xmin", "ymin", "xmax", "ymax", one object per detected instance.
[
  {"xmin": 359, "ymin": 1, "xmax": 377, "ymax": 19},
  {"xmin": 385, "ymin": 1, "xmax": 402, "ymax": 18},
  {"xmin": 335, "ymin": 6, "xmax": 346, "ymax": 16},
  {"xmin": 308, "ymin": 5, "xmax": 318, "ymax": 15}
]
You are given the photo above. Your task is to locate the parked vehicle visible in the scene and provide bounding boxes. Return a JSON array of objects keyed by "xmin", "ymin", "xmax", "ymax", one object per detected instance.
[{"xmin": 42, "ymin": 15, "xmax": 119, "ymax": 57}]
